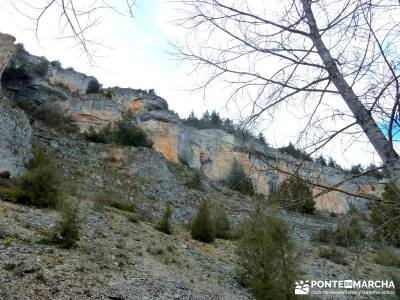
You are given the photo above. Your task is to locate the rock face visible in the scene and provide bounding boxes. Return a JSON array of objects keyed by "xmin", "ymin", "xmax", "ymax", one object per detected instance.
[
  {"xmin": 0, "ymin": 33, "xmax": 16, "ymax": 91},
  {"xmin": 0, "ymin": 33, "xmax": 32, "ymax": 176},
  {"xmin": 0, "ymin": 32, "xmax": 382, "ymax": 211},
  {"xmin": 49, "ymin": 67, "xmax": 99, "ymax": 96},
  {"xmin": 142, "ymin": 120, "xmax": 382, "ymax": 213},
  {"xmin": 0, "ymin": 98, "xmax": 32, "ymax": 176}
]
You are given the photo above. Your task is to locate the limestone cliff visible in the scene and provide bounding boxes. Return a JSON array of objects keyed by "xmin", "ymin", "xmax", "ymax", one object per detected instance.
[
  {"xmin": 0, "ymin": 34, "xmax": 32, "ymax": 176},
  {"xmin": 0, "ymin": 32, "xmax": 382, "ymax": 211}
]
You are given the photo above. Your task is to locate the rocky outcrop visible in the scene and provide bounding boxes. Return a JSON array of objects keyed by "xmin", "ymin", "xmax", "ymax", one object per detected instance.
[
  {"xmin": 49, "ymin": 67, "xmax": 99, "ymax": 96},
  {"xmin": 0, "ymin": 98, "xmax": 32, "ymax": 176},
  {"xmin": 0, "ymin": 32, "xmax": 382, "ymax": 212},
  {"xmin": 142, "ymin": 120, "xmax": 382, "ymax": 213},
  {"xmin": 0, "ymin": 33, "xmax": 16, "ymax": 91},
  {"xmin": 0, "ymin": 33, "xmax": 32, "ymax": 176}
]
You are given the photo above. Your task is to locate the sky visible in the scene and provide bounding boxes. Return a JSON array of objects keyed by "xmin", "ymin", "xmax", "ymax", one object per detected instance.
[{"xmin": 0, "ymin": 0, "xmax": 385, "ymax": 167}]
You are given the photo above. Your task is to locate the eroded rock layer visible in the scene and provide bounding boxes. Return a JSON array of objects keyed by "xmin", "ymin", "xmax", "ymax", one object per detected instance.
[{"xmin": 0, "ymin": 32, "xmax": 383, "ymax": 211}]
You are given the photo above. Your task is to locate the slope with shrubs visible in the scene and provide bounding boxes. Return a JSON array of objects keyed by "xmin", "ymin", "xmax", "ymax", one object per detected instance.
[
  {"xmin": 236, "ymin": 210, "xmax": 298, "ymax": 300},
  {"xmin": 268, "ymin": 176, "xmax": 315, "ymax": 214},
  {"xmin": 224, "ymin": 160, "xmax": 254, "ymax": 195},
  {"xmin": 370, "ymin": 182, "xmax": 400, "ymax": 247},
  {"xmin": 0, "ymin": 117, "xmax": 398, "ymax": 299},
  {"xmin": 0, "ymin": 149, "xmax": 63, "ymax": 208},
  {"xmin": 84, "ymin": 111, "xmax": 153, "ymax": 148}
]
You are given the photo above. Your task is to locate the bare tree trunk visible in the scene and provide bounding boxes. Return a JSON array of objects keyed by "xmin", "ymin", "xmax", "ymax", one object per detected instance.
[{"xmin": 301, "ymin": 0, "xmax": 400, "ymax": 187}]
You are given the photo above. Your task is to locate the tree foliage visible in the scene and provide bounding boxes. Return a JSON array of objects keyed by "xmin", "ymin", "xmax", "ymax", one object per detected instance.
[
  {"xmin": 191, "ymin": 201, "xmax": 215, "ymax": 243},
  {"xmin": 370, "ymin": 182, "xmax": 400, "ymax": 247},
  {"xmin": 84, "ymin": 112, "xmax": 153, "ymax": 148},
  {"xmin": 174, "ymin": 0, "xmax": 400, "ymax": 188},
  {"xmin": 268, "ymin": 176, "xmax": 315, "ymax": 214},
  {"xmin": 0, "ymin": 150, "xmax": 63, "ymax": 208},
  {"xmin": 278, "ymin": 143, "xmax": 312, "ymax": 162},
  {"xmin": 236, "ymin": 212, "xmax": 298, "ymax": 300},
  {"xmin": 155, "ymin": 203, "xmax": 173, "ymax": 235},
  {"xmin": 225, "ymin": 160, "xmax": 254, "ymax": 195}
]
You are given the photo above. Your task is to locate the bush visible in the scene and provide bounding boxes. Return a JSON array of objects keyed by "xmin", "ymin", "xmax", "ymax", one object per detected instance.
[
  {"xmin": 114, "ymin": 113, "xmax": 153, "ymax": 148},
  {"xmin": 86, "ymin": 79, "xmax": 100, "ymax": 94},
  {"xmin": 278, "ymin": 142, "xmax": 312, "ymax": 162},
  {"xmin": 46, "ymin": 201, "xmax": 81, "ymax": 249},
  {"xmin": 225, "ymin": 160, "xmax": 254, "ymax": 195},
  {"xmin": 268, "ymin": 176, "xmax": 315, "ymax": 214},
  {"xmin": 312, "ymin": 226, "xmax": 335, "ymax": 244},
  {"xmin": 370, "ymin": 182, "xmax": 400, "ymax": 247},
  {"xmin": 313, "ymin": 215, "xmax": 365, "ymax": 248},
  {"xmin": 92, "ymin": 192, "xmax": 112, "ymax": 212},
  {"xmin": 127, "ymin": 213, "xmax": 139, "ymax": 223},
  {"xmin": 32, "ymin": 59, "xmax": 49, "ymax": 76},
  {"xmin": 334, "ymin": 215, "xmax": 366, "ymax": 247},
  {"xmin": 318, "ymin": 245, "xmax": 347, "ymax": 265},
  {"xmin": 84, "ymin": 124, "xmax": 112, "ymax": 144},
  {"xmin": 109, "ymin": 200, "xmax": 135, "ymax": 212},
  {"xmin": 15, "ymin": 164, "xmax": 62, "ymax": 208},
  {"xmin": 1, "ymin": 150, "xmax": 63, "ymax": 208},
  {"xmin": 184, "ymin": 172, "xmax": 202, "ymax": 190},
  {"xmin": 191, "ymin": 201, "xmax": 215, "ymax": 243},
  {"xmin": 155, "ymin": 203, "xmax": 173, "ymax": 235},
  {"xmin": 95, "ymin": 192, "xmax": 135, "ymax": 213},
  {"xmin": 0, "ymin": 171, "xmax": 11, "ymax": 179},
  {"xmin": 16, "ymin": 102, "xmax": 78, "ymax": 133},
  {"xmin": 213, "ymin": 205, "xmax": 231, "ymax": 239},
  {"xmin": 373, "ymin": 246, "xmax": 400, "ymax": 267},
  {"xmin": 236, "ymin": 213, "xmax": 298, "ymax": 300},
  {"xmin": 83, "ymin": 113, "xmax": 153, "ymax": 148}
]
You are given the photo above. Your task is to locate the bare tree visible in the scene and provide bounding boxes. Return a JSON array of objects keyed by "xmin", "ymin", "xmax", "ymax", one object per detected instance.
[
  {"xmin": 9, "ymin": 0, "xmax": 136, "ymax": 63},
  {"xmin": 173, "ymin": 0, "xmax": 400, "ymax": 187}
]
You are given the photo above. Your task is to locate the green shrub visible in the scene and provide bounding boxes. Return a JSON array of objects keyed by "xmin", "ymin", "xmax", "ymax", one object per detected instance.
[
  {"xmin": 35, "ymin": 107, "xmax": 78, "ymax": 133},
  {"xmin": 84, "ymin": 124, "xmax": 112, "ymax": 144},
  {"xmin": 370, "ymin": 182, "xmax": 400, "ymax": 247},
  {"xmin": 334, "ymin": 215, "xmax": 366, "ymax": 247},
  {"xmin": 127, "ymin": 208, "xmax": 154, "ymax": 223},
  {"xmin": 3, "ymin": 150, "xmax": 63, "ymax": 208},
  {"xmin": 184, "ymin": 172, "xmax": 202, "ymax": 190},
  {"xmin": 155, "ymin": 203, "xmax": 173, "ymax": 235},
  {"xmin": 225, "ymin": 160, "xmax": 254, "ymax": 195},
  {"xmin": 373, "ymin": 247, "xmax": 400, "ymax": 267},
  {"xmin": 46, "ymin": 201, "xmax": 81, "ymax": 249},
  {"xmin": 95, "ymin": 192, "xmax": 135, "ymax": 213},
  {"xmin": 0, "ymin": 171, "xmax": 11, "ymax": 179},
  {"xmin": 318, "ymin": 245, "xmax": 347, "ymax": 265},
  {"xmin": 312, "ymin": 226, "xmax": 335, "ymax": 244},
  {"xmin": 16, "ymin": 102, "xmax": 78, "ymax": 133},
  {"xmin": 313, "ymin": 215, "xmax": 365, "ymax": 248},
  {"xmin": 213, "ymin": 205, "xmax": 231, "ymax": 239},
  {"xmin": 392, "ymin": 274, "xmax": 400, "ymax": 298},
  {"xmin": 32, "ymin": 59, "xmax": 49, "ymax": 76},
  {"xmin": 92, "ymin": 192, "xmax": 111, "ymax": 212},
  {"xmin": 127, "ymin": 213, "xmax": 139, "ymax": 223},
  {"xmin": 268, "ymin": 176, "xmax": 315, "ymax": 214},
  {"xmin": 191, "ymin": 201, "xmax": 215, "ymax": 243},
  {"xmin": 86, "ymin": 79, "xmax": 100, "ymax": 94},
  {"xmin": 114, "ymin": 113, "xmax": 153, "ymax": 148},
  {"xmin": 110, "ymin": 200, "xmax": 135, "ymax": 212},
  {"xmin": 83, "ymin": 113, "xmax": 153, "ymax": 148},
  {"xmin": 15, "ymin": 164, "xmax": 62, "ymax": 208},
  {"xmin": 236, "ymin": 213, "xmax": 298, "ymax": 300}
]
